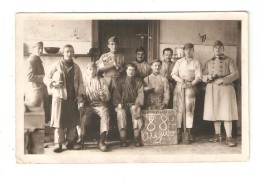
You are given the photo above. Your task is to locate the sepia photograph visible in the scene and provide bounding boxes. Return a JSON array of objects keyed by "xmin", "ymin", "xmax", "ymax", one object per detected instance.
[{"xmin": 15, "ymin": 12, "xmax": 248, "ymax": 163}]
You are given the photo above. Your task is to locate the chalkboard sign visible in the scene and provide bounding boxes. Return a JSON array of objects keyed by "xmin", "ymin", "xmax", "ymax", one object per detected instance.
[{"xmin": 141, "ymin": 109, "xmax": 178, "ymax": 145}]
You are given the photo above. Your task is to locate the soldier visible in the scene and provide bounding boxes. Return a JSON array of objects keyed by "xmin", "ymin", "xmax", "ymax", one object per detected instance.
[
  {"xmin": 202, "ymin": 40, "xmax": 239, "ymax": 147},
  {"xmin": 78, "ymin": 63, "xmax": 111, "ymax": 152},
  {"xmin": 160, "ymin": 48, "xmax": 177, "ymax": 108},
  {"xmin": 132, "ymin": 47, "xmax": 151, "ymax": 79},
  {"xmin": 171, "ymin": 43, "xmax": 202, "ymax": 142},
  {"xmin": 143, "ymin": 59, "xmax": 170, "ymax": 110},
  {"xmin": 113, "ymin": 63, "xmax": 144, "ymax": 147},
  {"xmin": 44, "ymin": 44, "xmax": 84, "ymax": 153},
  {"xmin": 24, "ymin": 41, "xmax": 50, "ymax": 123},
  {"xmin": 96, "ymin": 36, "xmax": 125, "ymax": 92}
]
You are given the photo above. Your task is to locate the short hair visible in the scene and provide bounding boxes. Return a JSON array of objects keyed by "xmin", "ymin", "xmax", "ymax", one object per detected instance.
[
  {"xmin": 183, "ymin": 43, "xmax": 194, "ymax": 50},
  {"xmin": 163, "ymin": 48, "xmax": 173, "ymax": 54},
  {"xmin": 136, "ymin": 47, "xmax": 146, "ymax": 53},
  {"xmin": 32, "ymin": 41, "xmax": 43, "ymax": 48},
  {"xmin": 150, "ymin": 59, "xmax": 162, "ymax": 66},
  {"xmin": 126, "ymin": 62, "xmax": 137, "ymax": 70},
  {"xmin": 108, "ymin": 36, "xmax": 119, "ymax": 44},
  {"xmin": 62, "ymin": 44, "xmax": 74, "ymax": 53},
  {"xmin": 213, "ymin": 40, "xmax": 225, "ymax": 51}
]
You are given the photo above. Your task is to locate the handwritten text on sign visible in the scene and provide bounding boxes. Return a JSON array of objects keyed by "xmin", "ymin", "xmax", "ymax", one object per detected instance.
[{"xmin": 141, "ymin": 109, "xmax": 178, "ymax": 145}]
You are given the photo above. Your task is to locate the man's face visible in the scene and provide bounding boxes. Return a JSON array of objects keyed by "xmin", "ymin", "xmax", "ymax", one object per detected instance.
[
  {"xmin": 136, "ymin": 51, "xmax": 145, "ymax": 62},
  {"xmin": 108, "ymin": 42, "xmax": 118, "ymax": 53},
  {"xmin": 151, "ymin": 62, "xmax": 161, "ymax": 74},
  {"xmin": 163, "ymin": 51, "xmax": 173, "ymax": 61},
  {"xmin": 32, "ymin": 46, "xmax": 43, "ymax": 56},
  {"xmin": 213, "ymin": 46, "xmax": 224, "ymax": 56},
  {"xmin": 63, "ymin": 47, "xmax": 74, "ymax": 61},
  {"xmin": 126, "ymin": 66, "xmax": 136, "ymax": 78},
  {"xmin": 86, "ymin": 66, "xmax": 97, "ymax": 77},
  {"xmin": 184, "ymin": 48, "xmax": 194, "ymax": 58}
]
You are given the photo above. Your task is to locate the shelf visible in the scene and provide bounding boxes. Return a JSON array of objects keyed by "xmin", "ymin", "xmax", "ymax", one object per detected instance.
[{"xmin": 24, "ymin": 53, "xmax": 91, "ymax": 58}]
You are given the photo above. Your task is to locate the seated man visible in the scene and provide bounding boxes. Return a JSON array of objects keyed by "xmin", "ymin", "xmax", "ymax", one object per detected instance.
[
  {"xmin": 113, "ymin": 63, "xmax": 144, "ymax": 147},
  {"xmin": 143, "ymin": 59, "xmax": 170, "ymax": 110},
  {"xmin": 78, "ymin": 62, "xmax": 111, "ymax": 152}
]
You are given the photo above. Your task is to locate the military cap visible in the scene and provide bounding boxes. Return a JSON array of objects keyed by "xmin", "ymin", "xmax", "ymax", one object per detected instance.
[
  {"xmin": 108, "ymin": 36, "xmax": 119, "ymax": 43},
  {"xmin": 213, "ymin": 40, "xmax": 224, "ymax": 47}
]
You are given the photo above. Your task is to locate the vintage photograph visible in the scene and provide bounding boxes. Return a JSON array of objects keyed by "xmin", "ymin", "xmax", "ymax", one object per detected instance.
[{"xmin": 15, "ymin": 12, "xmax": 248, "ymax": 163}]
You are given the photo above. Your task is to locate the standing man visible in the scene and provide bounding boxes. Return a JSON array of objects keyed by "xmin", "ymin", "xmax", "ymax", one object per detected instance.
[
  {"xmin": 132, "ymin": 47, "xmax": 151, "ymax": 79},
  {"xmin": 143, "ymin": 59, "xmax": 170, "ymax": 110},
  {"xmin": 171, "ymin": 43, "xmax": 202, "ymax": 142},
  {"xmin": 44, "ymin": 44, "xmax": 84, "ymax": 153},
  {"xmin": 160, "ymin": 48, "xmax": 177, "ymax": 108},
  {"xmin": 113, "ymin": 63, "xmax": 144, "ymax": 147},
  {"xmin": 96, "ymin": 36, "xmax": 125, "ymax": 92},
  {"xmin": 24, "ymin": 42, "xmax": 50, "ymax": 123},
  {"xmin": 78, "ymin": 62, "xmax": 111, "ymax": 152},
  {"xmin": 202, "ymin": 40, "xmax": 239, "ymax": 147}
]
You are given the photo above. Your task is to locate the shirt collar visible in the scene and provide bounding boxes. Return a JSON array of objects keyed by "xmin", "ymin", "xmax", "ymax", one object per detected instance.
[{"xmin": 212, "ymin": 54, "xmax": 225, "ymax": 61}]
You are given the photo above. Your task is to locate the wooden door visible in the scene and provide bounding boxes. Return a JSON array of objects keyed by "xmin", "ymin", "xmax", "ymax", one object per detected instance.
[{"xmin": 99, "ymin": 20, "xmax": 155, "ymax": 64}]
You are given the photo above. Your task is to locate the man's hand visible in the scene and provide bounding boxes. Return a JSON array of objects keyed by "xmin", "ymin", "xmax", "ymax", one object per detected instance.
[
  {"xmin": 159, "ymin": 103, "xmax": 167, "ymax": 110},
  {"xmin": 52, "ymin": 81, "xmax": 63, "ymax": 88}
]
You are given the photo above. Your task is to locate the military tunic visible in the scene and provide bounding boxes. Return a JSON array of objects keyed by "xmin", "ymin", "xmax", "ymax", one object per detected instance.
[{"xmin": 202, "ymin": 55, "xmax": 239, "ymax": 121}]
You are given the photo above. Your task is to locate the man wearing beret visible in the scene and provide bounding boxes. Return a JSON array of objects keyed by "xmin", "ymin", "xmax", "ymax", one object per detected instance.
[
  {"xmin": 96, "ymin": 36, "xmax": 126, "ymax": 92},
  {"xmin": 202, "ymin": 40, "xmax": 239, "ymax": 147},
  {"xmin": 143, "ymin": 59, "xmax": 170, "ymax": 110},
  {"xmin": 171, "ymin": 43, "xmax": 202, "ymax": 142},
  {"xmin": 113, "ymin": 63, "xmax": 144, "ymax": 147}
]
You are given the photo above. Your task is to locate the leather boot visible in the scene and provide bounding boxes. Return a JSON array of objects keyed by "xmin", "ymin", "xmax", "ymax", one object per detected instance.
[
  {"xmin": 99, "ymin": 131, "xmax": 109, "ymax": 152},
  {"xmin": 66, "ymin": 142, "xmax": 81, "ymax": 150},
  {"xmin": 53, "ymin": 144, "xmax": 62, "ymax": 153},
  {"xmin": 209, "ymin": 134, "xmax": 223, "ymax": 142},
  {"xmin": 226, "ymin": 137, "xmax": 236, "ymax": 147},
  {"xmin": 134, "ymin": 129, "xmax": 142, "ymax": 147}
]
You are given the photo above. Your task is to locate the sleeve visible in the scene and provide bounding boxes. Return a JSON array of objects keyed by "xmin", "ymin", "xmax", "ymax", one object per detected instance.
[
  {"xmin": 26, "ymin": 58, "xmax": 44, "ymax": 83},
  {"xmin": 194, "ymin": 60, "xmax": 202, "ymax": 80},
  {"xmin": 163, "ymin": 78, "xmax": 170, "ymax": 106},
  {"xmin": 202, "ymin": 61, "xmax": 210, "ymax": 83},
  {"xmin": 171, "ymin": 60, "xmax": 180, "ymax": 77},
  {"xmin": 101, "ymin": 78, "xmax": 111, "ymax": 102},
  {"xmin": 112, "ymin": 80, "xmax": 122, "ymax": 106},
  {"xmin": 135, "ymin": 81, "xmax": 144, "ymax": 107},
  {"xmin": 43, "ymin": 62, "xmax": 58, "ymax": 88},
  {"xmin": 222, "ymin": 58, "xmax": 239, "ymax": 84}
]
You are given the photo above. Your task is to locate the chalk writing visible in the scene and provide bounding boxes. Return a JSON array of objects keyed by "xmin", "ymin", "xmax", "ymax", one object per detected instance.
[{"xmin": 141, "ymin": 109, "xmax": 178, "ymax": 145}]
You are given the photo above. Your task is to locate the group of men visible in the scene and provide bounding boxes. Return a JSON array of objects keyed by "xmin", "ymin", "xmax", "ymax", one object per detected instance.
[{"xmin": 24, "ymin": 36, "xmax": 239, "ymax": 153}]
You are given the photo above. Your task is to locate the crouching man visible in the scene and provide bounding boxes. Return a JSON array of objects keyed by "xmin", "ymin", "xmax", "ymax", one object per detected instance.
[
  {"xmin": 78, "ymin": 62, "xmax": 111, "ymax": 152},
  {"xmin": 113, "ymin": 63, "xmax": 144, "ymax": 147}
]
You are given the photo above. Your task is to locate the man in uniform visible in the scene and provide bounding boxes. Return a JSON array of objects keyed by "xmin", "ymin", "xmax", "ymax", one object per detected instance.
[
  {"xmin": 202, "ymin": 40, "xmax": 239, "ymax": 147},
  {"xmin": 160, "ymin": 48, "xmax": 176, "ymax": 108},
  {"xmin": 96, "ymin": 36, "xmax": 125, "ymax": 92},
  {"xmin": 171, "ymin": 43, "xmax": 202, "ymax": 142},
  {"xmin": 132, "ymin": 47, "xmax": 151, "ymax": 79},
  {"xmin": 113, "ymin": 63, "xmax": 144, "ymax": 147},
  {"xmin": 143, "ymin": 59, "xmax": 170, "ymax": 110}
]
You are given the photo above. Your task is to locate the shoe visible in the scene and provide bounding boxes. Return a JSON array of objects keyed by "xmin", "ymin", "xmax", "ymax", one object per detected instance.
[
  {"xmin": 209, "ymin": 134, "xmax": 222, "ymax": 142},
  {"xmin": 53, "ymin": 144, "xmax": 62, "ymax": 153},
  {"xmin": 134, "ymin": 137, "xmax": 142, "ymax": 147},
  {"xmin": 99, "ymin": 132, "xmax": 109, "ymax": 152},
  {"xmin": 120, "ymin": 137, "xmax": 127, "ymax": 147},
  {"xmin": 226, "ymin": 137, "xmax": 236, "ymax": 147},
  {"xmin": 66, "ymin": 143, "xmax": 81, "ymax": 150}
]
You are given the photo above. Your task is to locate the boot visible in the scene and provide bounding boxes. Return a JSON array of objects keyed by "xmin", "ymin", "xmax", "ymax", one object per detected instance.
[
  {"xmin": 99, "ymin": 131, "xmax": 109, "ymax": 152},
  {"xmin": 66, "ymin": 142, "xmax": 81, "ymax": 150},
  {"xmin": 134, "ymin": 129, "xmax": 142, "ymax": 147},
  {"xmin": 226, "ymin": 137, "xmax": 236, "ymax": 147},
  {"xmin": 53, "ymin": 144, "xmax": 62, "ymax": 153},
  {"xmin": 209, "ymin": 134, "xmax": 223, "ymax": 142},
  {"xmin": 120, "ymin": 129, "xmax": 127, "ymax": 147}
]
